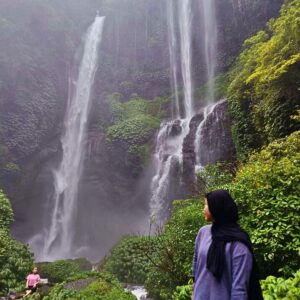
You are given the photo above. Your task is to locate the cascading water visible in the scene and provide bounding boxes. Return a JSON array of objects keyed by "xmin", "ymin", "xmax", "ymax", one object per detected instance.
[
  {"xmin": 194, "ymin": 0, "xmax": 218, "ymax": 169},
  {"xmin": 150, "ymin": 120, "xmax": 187, "ymax": 221},
  {"xmin": 195, "ymin": 100, "xmax": 224, "ymax": 171},
  {"xmin": 150, "ymin": 0, "xmax": 219, "ymax": 222},
  {"xmin": 32, "ymin": 15, "xmax": 105, "ymax": 261},
  {"xmin": 166, "ymin": 1, "xmax": 180, "ymax": 119},
  {"xmin": 178, "ymin": 0, "xmax": 194, "ymax": 119},
  {"xmin": 200, "ymin": 0, "xmax": 217, "ymax": 103},
  {"xmin": 150, "ymin": 0, "xmax": 193, "ymax": 222}
]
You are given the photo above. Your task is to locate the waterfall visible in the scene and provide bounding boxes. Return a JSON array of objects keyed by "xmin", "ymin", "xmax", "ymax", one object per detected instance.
[
  {"xmin": 200, "ymin": 0, "xmax": 217, "ymax": 103},
  {"xmin": 150, "ymin": 0, "xmax": 219, "ymax": 221},
  {"xmin": 166, "ymin": 1, "xmax": 180, "ymax": 118},
  {"xmin": 195, "ymin": 100, "xmax": 224, "ymax": 171},
  {"xmin": 34, "ymin": 16, "xmax": 105, "ymax": 261},
  {"xmin": 178, "ymin": 0, "xmax": 194, "ymax": 119},
  {"xmin": 149, "ymin": 120, "xmax": 188, "ymax": 221},
  {"xmin": 149, "ymin": 0, "xmax": 194, "ymax": 222},
  {"xmin": 194, "ymin": 0, "xmax": 218, "ymax": 168}
]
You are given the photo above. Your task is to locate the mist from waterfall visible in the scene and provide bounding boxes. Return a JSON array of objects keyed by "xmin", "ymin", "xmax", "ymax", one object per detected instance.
[{"xmin": 31, "ymin": 16, "xmax": 105, "ymax": 261}]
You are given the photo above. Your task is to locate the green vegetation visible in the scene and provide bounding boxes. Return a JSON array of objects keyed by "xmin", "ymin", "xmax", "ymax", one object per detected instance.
[
  {"xmin": 0, "ymin": 190, "xmax": 33, "ymax": 296},
  {"xmin": 261, "ymin": 269, "xmax": 300, "ymax": 300},
  {"xmin": 105, "ymin": 94, "xmax": 164, "ymax": 175},
  {"xmin": 218, "ymin": 131, "xmax": 300, "ymax": 277},
  {"xmin": 43, "ymin": 272, "xmax": 135, "ymax": 300},
  {"xmin": 144, "ymin": 200, "xmax": 205, "ymax": 299},
  {"xmin": 36, "ymin": 258, "xmax": 91, "ymax": 283},
  {"xmin": 171, "ymin": 280, "xmax": 193, "ymax": 300},
  {"xmin": 227, "ymin": 0, "xmax": 300, "ymax": 159},
  {"xmin": 102, "ymin": 236, "xmax": 158, "ymax": 284}
]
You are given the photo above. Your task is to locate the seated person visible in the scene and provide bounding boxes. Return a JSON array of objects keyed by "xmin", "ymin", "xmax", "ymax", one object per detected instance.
[{"xmin": 24, "ymin": 267, "xmax": 40, "ymax": 297}]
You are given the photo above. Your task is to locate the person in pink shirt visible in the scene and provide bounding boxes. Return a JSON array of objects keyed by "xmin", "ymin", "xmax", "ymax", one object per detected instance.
[{"xmin": 24, "ymin": 267, "xmax": 40, "ymax": 297}]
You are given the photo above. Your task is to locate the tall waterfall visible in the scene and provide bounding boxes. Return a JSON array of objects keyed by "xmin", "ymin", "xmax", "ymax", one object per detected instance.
[
  {"xmin": 150, "ymin": 0, "xmax": 219, "ymax": 222},
  {"xmin": 166, "ymin": 1, "xmax": 180, "ymax": 119},
  {"xmin": 37, "ymin": 16, "xmax": 105, "ymax": 260},
  {"xmin": 178, "ymin": 0, "xmax": 194, "ymax": 119},
  {"xmin": 195, "ymin": 0, "xmax": 218, "ymax": 169},
  {"xmin": 200, "ymin": 0, "xmax": 217, "ymax": 103},
  {"xmin": 150, "ymin": 0, "xmax": 193, "ymax": 222}
]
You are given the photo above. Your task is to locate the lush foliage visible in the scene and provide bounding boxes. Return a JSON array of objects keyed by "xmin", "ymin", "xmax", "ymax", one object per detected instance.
[
  {"xmin": 37, "ymin": 258, "xmax": 91, "ymax": 283},
  {"xmin": 216, "ymin": 131, "xmax": 300, "ymax": 277},
  {"xmin": 0, "ymin": 190, "xmax": 33, "ymax": 296},
  {"xmin": 261, "ymin": 269, "xmax": 300, "ymax": 300},
  {"xmin": 43, "ymin": 272, "xmax": 135, "ymax": 300},
  {"xmin": 227, "ymin": 0, "xmax": 300, "ymax": 159},
  {"xmin": 196, "ymin": 162, "xmax": 236, "ymax": 194},
  {"xmin": 102, "ymin": 235, "xmax": 158, "ymax": 284},
  {"xmin": 145, "ymin": 200, "xmax": 205, "ymax": 299},
  {"xmin": 171, "ymin": 280, "xmax": 193, "ymax": 300},
  {"xmin": 105, "ymin": 94, "xmax": 163, "ymax": 175},
  {"xmin": 0, "ymin": 189, "xmax": 13, "ymax": 229}
]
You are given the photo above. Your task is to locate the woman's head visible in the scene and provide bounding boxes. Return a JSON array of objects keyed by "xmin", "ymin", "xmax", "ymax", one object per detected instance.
[
  {"xmin": 32, "ymin": 267, "xmax": 38, "ymax": 274},
  {"xmin": 205, "ymin": 190, "xmax": 238, "ymax": 225}
]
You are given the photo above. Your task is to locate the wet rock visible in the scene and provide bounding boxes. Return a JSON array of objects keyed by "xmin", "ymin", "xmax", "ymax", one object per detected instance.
[
  {"xmin": 169, "ymin": 120, "xmax": 182, "ymax": 137},
  {"xmin": 196, "ymin": 100, "xmax": 235, "ymax": 166},
  {"xmin": 182, "ymin": 113, "xmax": 204, "ymax": 194}
]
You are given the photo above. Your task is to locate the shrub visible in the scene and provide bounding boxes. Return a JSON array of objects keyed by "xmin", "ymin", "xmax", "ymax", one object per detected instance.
[
  {"xmin": 217, "ymin": 131, "xmax": 300, "ymax": 276},
  {"xmin": 37, "ymin": 258, "xmax": 91, "ymax": 283},
  {"xmin": 43, "ymin": 272, "xmax": 135, "ymax": 300},
  {"xmin": 102, "ymin": 236, "xmax": 158, "ymax": 284},
  {"xmin": 172, "ymin": 281, "xmax": 193, "ymax": 300},
  {"xmin": 0, "ymin": 190, "xmax": 33, "ymax": 296},
  {"xmin": 261, "ymin": 269, "xmax": 300, "ymax": 299},
  {"xmin": 145, "ymin": 200, "xmax": 205, "ymax": 299}
]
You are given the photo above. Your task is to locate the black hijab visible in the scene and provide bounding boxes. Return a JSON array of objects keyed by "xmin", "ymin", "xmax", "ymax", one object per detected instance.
[{"xmin": 206, "ymin": 190, "xmax": 263, "ymax": 300}]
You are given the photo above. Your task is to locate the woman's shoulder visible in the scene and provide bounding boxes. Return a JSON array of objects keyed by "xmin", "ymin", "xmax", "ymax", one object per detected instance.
[
  {"xmin": 231, "ymin": 241, "xmax": 252, "ymax": 256},
  {"xmin": 200, "ymin": 224, "xmax": 212, "ymax": 231},
  {"xmin": 197, "ymin": 224, "xmax": 212, "ymax": 236}
]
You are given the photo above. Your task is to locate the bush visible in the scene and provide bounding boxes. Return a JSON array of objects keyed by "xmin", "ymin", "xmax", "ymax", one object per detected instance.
[
  {"xmin": 196, "ymin": 162, "xmax": 235, "ymax": 194},
  {"xmin": 43, "ymin": 272, "xmax": 135, "ymax": 300},
  {"xmin": 172, "ymin": 281, "xmax": 193, "ymax": 300},
  {"xmin": 102, "ymin": 236, "xmax": 158, "ymax": 284},
  {"xmin": 105, "ymin": 95, "xmax": 162, "ymax": 175},
  {"xmin": 217, "ymin": 131, "xmax": 300, "ymax": 276},
  {"xmin": 37, "ymin": 258, "xmax": 91, "ymax": 283},
  {"xmin": 145, "ymin": 200, "xmax": 205, "ymax": 299},
  {"xmin": 261, "ymin": 269, "xmax": 300, "ymax": 299},
  {"xmin": 0, "ymin": 190, "xmax": 33, "ymax": 296}
]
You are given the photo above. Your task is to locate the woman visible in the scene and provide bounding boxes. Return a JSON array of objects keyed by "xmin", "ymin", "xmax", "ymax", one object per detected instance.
[
  {"xmin": 24, "ymin": 267, "xmax": 40, "ymax": 297},
  {"xmin": 192, "ymin": 190, "xmax": 262, "ymax": 300}
]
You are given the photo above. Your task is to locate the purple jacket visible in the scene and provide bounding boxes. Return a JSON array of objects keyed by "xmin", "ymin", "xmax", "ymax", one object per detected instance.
[{"xmin": 192, "ymin": 224, "xmax": 253, "ymax": 300}]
